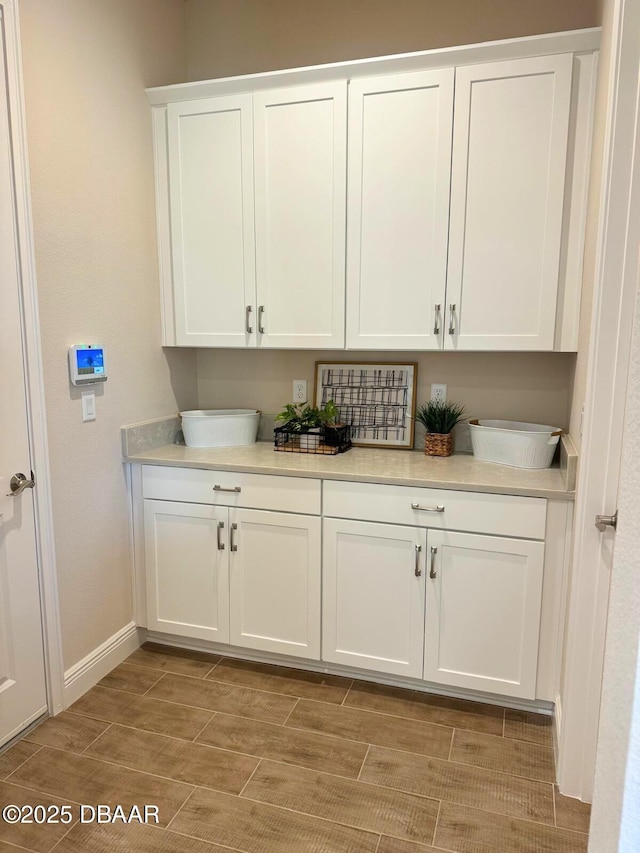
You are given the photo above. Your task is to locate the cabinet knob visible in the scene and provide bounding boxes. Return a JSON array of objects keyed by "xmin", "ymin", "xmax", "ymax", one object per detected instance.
[
  {"xmin": 217, "ymin": 521, "xmax": 225, "ymax": 551},
  {"xmin": 230, "ymin": 522, "xmax": 238, "ymax": 552},
  {"xmin": 430, "ymin": 546, "xmax": 438, "ymax": 579},
  {"xmin": 246, "ymin": 305, "xmax": 253, "ymax": 334},
  {"xmin": 258, "ymin": 305, "xmax": 266, "ymax": 334},
  {"xmin": 434, "ymin": 304, "xmax": 441, "ymax": 336},
  {"xmin": 415, "ymin": 544, "xmax": 422, "ymax": 577}
]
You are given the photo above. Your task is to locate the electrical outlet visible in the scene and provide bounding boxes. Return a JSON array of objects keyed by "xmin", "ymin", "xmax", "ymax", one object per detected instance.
[
  {"xmin": 293, "ymin": 379, "xmax": 307, "ymax": 403},
  {"xmin": 430, "ymin": 383, "xmax": 447, "ymax": 403}
]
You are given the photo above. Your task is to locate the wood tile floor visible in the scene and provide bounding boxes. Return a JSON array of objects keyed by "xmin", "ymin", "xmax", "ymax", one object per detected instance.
[{"xmin": 0, "ymin": 643, "xmax": 591, "ymax": 852}]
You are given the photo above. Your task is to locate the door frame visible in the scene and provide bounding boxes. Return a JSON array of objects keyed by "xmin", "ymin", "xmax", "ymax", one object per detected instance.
[
  {"xmin": 556, "ymin": 0, "xmax": 640, "ymax": 800},
  {"xmin": 2, "ymin": 0, "xmax": 64, "ymax": 716}
]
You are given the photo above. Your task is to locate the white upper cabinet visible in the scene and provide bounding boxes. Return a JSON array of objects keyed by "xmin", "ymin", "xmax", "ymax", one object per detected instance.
[
  {"xmin": 149, "ymin": 32, "xmax": 597, "ymax": 351},
  {"xmin": 445, "ymin": 55, "xmax": 573, "ymax": 350},
  {"xmin": 254, "ymin": 83, "xmax": 347, "ymax": 348},
  {"xmin": 167, "ymin": 95, "xmax": 256, "ymax": 347},
  {"xmin": 346, "ymin": 70, "xmax": 454, "ymax": 350}
]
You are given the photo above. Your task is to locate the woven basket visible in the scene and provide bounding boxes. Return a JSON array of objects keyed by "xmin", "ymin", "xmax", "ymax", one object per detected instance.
[{"xmin": 424, "ymin": 432, "xmax": 453, "ymax": 457}]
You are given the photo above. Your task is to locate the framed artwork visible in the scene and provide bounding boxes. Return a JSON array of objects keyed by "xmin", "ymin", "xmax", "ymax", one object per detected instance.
[{"xmin": 314, "ymin": 362, "xmax": 417, "ymax": 449}]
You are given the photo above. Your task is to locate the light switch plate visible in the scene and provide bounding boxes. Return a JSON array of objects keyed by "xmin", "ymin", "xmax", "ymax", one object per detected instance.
[{"xmin": 82, "ymin": 391, "xmax": 96, "ymax": 422}]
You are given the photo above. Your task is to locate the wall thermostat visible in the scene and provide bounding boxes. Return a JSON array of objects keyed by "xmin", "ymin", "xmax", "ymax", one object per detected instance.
[{"xmin": 68, "ymin": 344, "xmax": 107, "ymax": 386}]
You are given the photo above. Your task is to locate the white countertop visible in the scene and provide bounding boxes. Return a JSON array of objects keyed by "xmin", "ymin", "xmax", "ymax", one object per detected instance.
[{"xmin": 125, "ymin": 441, "xmax": 575, "ymax": 500}]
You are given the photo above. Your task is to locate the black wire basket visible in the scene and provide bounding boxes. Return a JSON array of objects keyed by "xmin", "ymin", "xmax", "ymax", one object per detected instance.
[{"xmin": 274, "ymin": 424, "xmax": 352, "ymax": 455}]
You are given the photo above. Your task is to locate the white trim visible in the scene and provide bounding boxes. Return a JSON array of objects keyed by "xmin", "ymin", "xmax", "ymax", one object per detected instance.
[
  {"xmin": 1, "ymin": 0, "xmax": 64, "ymax": 714},
  {"xmin": 63, "ymin": 622, "xmax": 143, "ymax": 707},
  {"xmin": 145, "ymin": 630, "xmax": 554, "ymax": 716},
  {"xmin": 556, "ymin": 0, "xmax": 640, "ymax": 801},
  {"xmin": 147, "ymin": 28, "xmax": 601, "ymax": 105}
]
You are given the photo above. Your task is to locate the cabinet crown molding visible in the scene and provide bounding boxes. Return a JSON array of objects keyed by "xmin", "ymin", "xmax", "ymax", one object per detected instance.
[{"xmin": 146, "ymin": 28, "xmax": 601, "ymax": 106}]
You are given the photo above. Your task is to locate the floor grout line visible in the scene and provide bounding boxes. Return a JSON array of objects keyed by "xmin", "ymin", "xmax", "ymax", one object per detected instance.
[
  {"xmin": 552, "ymin": 782, "xmax": 558, "ymax": 827},
  {"xmin": 502, "ymin": 708, "xmax": 506, "ymax": 738},
  {"xmin": 280, "ymin": 697, "xmax": 300, "ymax": 727},
  {"xmin": 190, "ymin": 712, "xmax": 217, "ymax": 743},
  {"xmin": 0, "ymin": 744, "xmax": 43, "ymax": 780},
  {"xmin": 143, "ymin": 670, "xmax": 167, "ymax": 695},
  {"xmin": 237, "ymin": 758, "xmax": 263, "ymax": 798},
  {"xmin": 447, "ymin": 729, "xmax": 454, "ymax": 762},
  {"xmin": 80, "ymin": 722, "xmax": 113, "ymax": 755},
  {"xmin": 356, "ymin": 744, "xmax": 371, "ymax": 782},
  {"xmin": 281, "ymin": 695, "xmax": 505, "ymax": 735},
  {"xmin": 164, "ymin": 785, "xmax": 197, "ymax": 833},
  {"xmin": 341, "ymin": 680, "xmax": 355, "ymax": 706},
  {"xmin": 432, "ymin": 799, "xmax": 442, "ymax": 847},
  {"xmin": 46, "ymin": 818, "xmax": 81, "ymax": 853}
]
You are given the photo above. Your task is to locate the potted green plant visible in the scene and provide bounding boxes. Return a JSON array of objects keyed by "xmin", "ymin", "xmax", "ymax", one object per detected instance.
[
  {"xmin": 275, "ymin": 400, "xmax": 350, "ymax": 453},
  {"xmin": 415, "ymin": 400, "xmax": 466, "ymax": 457}
]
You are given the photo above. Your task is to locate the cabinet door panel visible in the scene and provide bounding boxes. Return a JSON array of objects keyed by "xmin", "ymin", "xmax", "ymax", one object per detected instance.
[
  {"xmin": 254, "ymin": 83, "xmax": 346, "ymax": 348},
  {"xmin": 347, "ymin": 69, "xmax": 453, "ymax": 349},
  {"xmin": 144, "ymin": 500, "xmax": 229, "ymax": 642},
  {"xmin": 229, "ymin": 509, "xmax": 321, "ymax": 659},
  {"xmin": 168, "ymin": 95, "xmax": 255, "ymax": 347},
  {"xmin": 424, "ymin": 530, "xmax": 544, "ymax": 698},
  {"xmin": 446, "ymin": 55, "xmax": 572, "ymax": 350},
  {"xmin": 323, "ymin": 519, "xmax": 426, "ymax": 678}
]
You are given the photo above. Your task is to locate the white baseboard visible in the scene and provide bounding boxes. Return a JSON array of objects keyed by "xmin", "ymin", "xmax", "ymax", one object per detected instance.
[
  {"xmin": 63, "ymin": 621, "xmax": 144, "ymax": 707},
  {"xmin": 553, "ymin": 693, "xmax": 563, "ymax": 764}
]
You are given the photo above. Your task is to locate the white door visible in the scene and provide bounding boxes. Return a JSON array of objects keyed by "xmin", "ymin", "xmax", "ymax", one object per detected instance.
[
  {"xmin": 144, "ymin": 500, "xmax": 230, "ymax": 643},
  {"xmin": 322, "ymin": 519, "xmax": 426, "ymax": 678},
  {"xmin": 446, "ymin": 55, "xmax": 573, "ymax": 350},
  {"xmin": 557, "ymin": 0, "xmax": 640, "ymax": 805},
  {"xmin": 229, "ymin": 509, "xmax": 321, "ymax": 659},
  {"xmin": 424, "ymin": 530, "xmax": 544, "ymax": 699},
  {"xmin": 0, "ymin": 23, "xmax": 47, "ymax": 746},
  {"xmin": 346, "ymin": 69, "xmax": 454, "ymax": 350},
  {"xmin": 254, "ymin": 83, "xmax": 347, "ymax": 348},
  {"xmin": 167, "ymin": 95, "xmax": 256, "ymax": 347}
]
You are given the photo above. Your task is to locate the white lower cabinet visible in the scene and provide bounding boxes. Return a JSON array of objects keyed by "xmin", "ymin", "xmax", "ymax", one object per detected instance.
[
  {"xmin": 144, "ymin": 498, "xmax": 320, "ymax": 658},
  {"xmin": 229, "ymin": 509, "xmax": 321, "ymax": 659},
  {"xmin": 141, "ymin": 466, "xmax": 556, "ymax": 703},
  {"xmin": 423, "ymin": 530, "xmax": 545, "ymax": 699},
  {"xmin": 144, "ymin": 499, "xmax": 230, "ymax": 643},
  {"xmin": 322, "ymin": 518, "xmax": 426, "ymax": 678}
]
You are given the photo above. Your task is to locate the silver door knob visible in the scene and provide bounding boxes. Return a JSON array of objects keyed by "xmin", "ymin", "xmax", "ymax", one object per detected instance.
[
  {"xmin": 7, "ymin": 471, "xmax": 36, "ymax": 497},
  {"xmin": 595, "ymin": 510, "xmax": 618, "ymax": 532}
]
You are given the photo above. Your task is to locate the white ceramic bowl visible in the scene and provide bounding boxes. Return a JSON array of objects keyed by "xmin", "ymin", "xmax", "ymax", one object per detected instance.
[
  {"xmin": 469, "ymin": 419, "xmax": 562, "ymax": 469},
  {"xmin": 180, "ymin": 409, "xmax": 260, "ymax": 448}
]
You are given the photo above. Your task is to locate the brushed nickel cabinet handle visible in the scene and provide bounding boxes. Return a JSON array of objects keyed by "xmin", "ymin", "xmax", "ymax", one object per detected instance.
[
  {"xmin": 411, "ymin": 502, "xmax": 445, "ymax": 513},
  {"xmin": 213, "ymin": 485, "xmax": 241, "ymax": 493},
  {"xmin": 434, "ymin": 303, "xmax": 441, "ymax": 335},
  {"xmin": 448, "ymin": 304, "xmax": 456, "ymax": 335},
  {"xmin": 415, "ymin": 544, "xmax": 422, "ymax": 577},
  {"xmin": 258, "ymin": 305, "xmax": 265, "ymax": 334},
  {"xmin": 246, "ymin": 305, "xmax": 253, "ymax": 334},
  {"xmin": 230, "ymin": 522, "xmax": 238, "ymax": 552},
  {"xmin": 217, "ymin": 521, "xmax": 225, "ymax": 551},
  {"xmin": 430, "ymin": 546, "xmax": 438, "ymax": 579}
]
